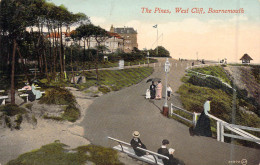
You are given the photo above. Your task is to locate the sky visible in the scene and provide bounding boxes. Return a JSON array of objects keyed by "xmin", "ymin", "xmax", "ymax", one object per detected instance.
[{"xmin": 49, "ymin": 0, "xmax": 260, "ymax": 63}]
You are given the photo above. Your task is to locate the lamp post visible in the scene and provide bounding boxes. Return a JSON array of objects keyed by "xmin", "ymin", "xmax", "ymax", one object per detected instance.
[{"xmin": 163, "ymin": 58, "xmax": 170, "ymax": 117}]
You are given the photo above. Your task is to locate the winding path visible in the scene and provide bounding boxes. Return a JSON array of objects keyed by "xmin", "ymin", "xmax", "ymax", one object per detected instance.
[{"xmin": 81, "ymin": 59, "xmax": 260, "ymax": 165}]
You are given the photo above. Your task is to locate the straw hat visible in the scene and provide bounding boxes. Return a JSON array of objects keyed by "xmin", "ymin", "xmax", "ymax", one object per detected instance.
[{"xmin": 132, "ymin": 131, "xmax": 140, "ymax": 138}]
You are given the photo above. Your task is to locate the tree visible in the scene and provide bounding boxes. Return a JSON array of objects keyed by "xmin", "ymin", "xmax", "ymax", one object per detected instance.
[
  {"xmin": 149, "ymin": 46, "xmax": 170, "ymax": 57},
  {"xmin": 92, "ymin": 26, "xmax": 109, "ymax": 82},
  {"xmin": 0, "ymin": 0, "xmax": 43, "ymax": 104}
]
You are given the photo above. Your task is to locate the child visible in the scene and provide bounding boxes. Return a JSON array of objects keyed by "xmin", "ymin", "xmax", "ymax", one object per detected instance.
[
  {"xmin": 167, "ymin": 85, "xmax": 173, "ymax": 100},
  {"xmin": 146, "ymin": 89, "xmax": 151, "ymax": 99}
]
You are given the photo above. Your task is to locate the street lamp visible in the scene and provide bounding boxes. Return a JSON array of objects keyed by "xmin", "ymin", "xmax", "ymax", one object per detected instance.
[{"xmin": 163, "ymin": 58, "xmax": 170, "ymax": 117}]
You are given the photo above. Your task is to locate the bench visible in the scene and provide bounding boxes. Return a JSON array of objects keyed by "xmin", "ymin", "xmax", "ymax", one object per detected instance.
[
  {"xmin": 0, "ymin": 96, "xmax": 8, "ymax": 105},
  {"xmin": 29, "ymin": 68, "xmax": 40, "ymax": 74},
  {"xmin": 108, "ymin": 136, "xmax": 168, "ymax": 165}
]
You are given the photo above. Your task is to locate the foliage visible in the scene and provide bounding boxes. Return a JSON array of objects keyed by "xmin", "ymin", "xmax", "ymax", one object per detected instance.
[
  {"xmin": 73, "ymin": 67, "xmax": 153, "ymax": 93},
  {"xmin": 39, "ymin": 87, "xmax": 76, "ymax": 106},
  {"xmin": 147, "ymin": 46, "xmax": 170, "ymax": 57},
  {"xmin": 76, "ymin": 145, "xmax": 123, "ymax": 165},
  {"xmin": 43, "ymin": 115, "xmax": 63, "ymax": 121},
  {"xmin": 4, "ymin": 116, "xmax": 11, "ymax": 128},
  {"xmin": 251, "ymin": 65, "xmax": 260, "ymax": 84},
  {"xmin": 39, "ymin": 87, "xmax": 80, "ymax": 122},
  {"xmin": 178, "ymin": 83, "xmax": 233, "ymax": 122},
  {"xmin": 24, "ymin": 103, "xmax": 33, "ymax": 110},
  {"xmin": 14, "ymin": 114, "xmax": 23, "ymax": 130},
  {"xmin": 98, "ymin": 86, "xmax": 111, "ymax": 94},
  {"xmin": 62, "ymin": 105, "xmax": 80, "ymax": 122},
  {"xmin": 188, "ymin": 75, "xmax": 233, "ymax": 95},
  {"xmin": 0, "ymin": 104, "xmax": 27, "ymax": 116},
  {"xmin": 7, "ymin": 142, "xmax": 123, "ymax": 165},
  {"xmin": 191, "ymin": 66, "xmax": 231, "ymax": 84}
]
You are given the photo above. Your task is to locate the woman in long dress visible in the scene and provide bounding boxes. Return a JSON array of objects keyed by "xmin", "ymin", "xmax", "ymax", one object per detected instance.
[
  {"xmin": 156, "ymin": 81, "xmax": 163, "ymax": 100},
  {"xmin": 193, "ymin": 97, "xmax": 213, "ymax": 137},
  {"xmin": 150, "ymin": 81, "xmax": 156, "ymax": 99},
  {"xmin": 32, "ymin": 83, "xmax": 42, "ymax": 100}
]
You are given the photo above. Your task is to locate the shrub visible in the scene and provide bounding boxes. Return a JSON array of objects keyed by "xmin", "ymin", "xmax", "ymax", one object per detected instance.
[
  {"xmin": 7, "ymin": 142, "xmax": 123, "ymax": 165},
  {"xmin": 76, "ymin": 145, "xmax": 123, "ymax": 165},
  {"xmin": 43, "ymin": 115, "xmax": 63, "ymax": 121},
  {"xmin": 25, "ymin": 103, "xmax": 33, "ymax": 110},
  {"xmin": 4, "ymin": 116, "xmax": 11, "ymax": 128},
  {"xmin": 62, "ymin": 105, "xmax": 80, "ymax": 122},
  {"xmin": 98, "ymin": 86, "xmax": 111, "ymax": 94},
  {"xmin": 0, "ymin": 104, "xmax": 27, "ymax": 116},
  {"xmin": 14, "ymin": 114, "xmax": 23, "ymax": 130},
  {"xmin": 39, "ymin": 87, "xmax": 76, "ymax": 106}
]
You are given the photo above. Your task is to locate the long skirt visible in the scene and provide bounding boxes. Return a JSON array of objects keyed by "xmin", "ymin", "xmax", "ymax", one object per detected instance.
[{"xmin": 193, "ymin": 111, "xmax": 212, "ymax": 137}]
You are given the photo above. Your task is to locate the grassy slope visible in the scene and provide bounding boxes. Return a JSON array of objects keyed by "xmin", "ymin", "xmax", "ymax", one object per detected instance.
[
  {"xmin": 77, "ymin": 67, "xmax": 154, "ymax": 91},
  {"xmin": 177, "ymin": 65, "xmax": 260, "ymax": 146}
]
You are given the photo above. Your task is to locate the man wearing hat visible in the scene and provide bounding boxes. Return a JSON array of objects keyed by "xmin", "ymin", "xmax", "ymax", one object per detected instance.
[{"xmin": 130, "ymin": 131, "xmax": 147, "ymax": 157}]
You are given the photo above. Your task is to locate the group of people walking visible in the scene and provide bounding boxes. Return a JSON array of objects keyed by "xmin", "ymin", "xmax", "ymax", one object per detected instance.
[
  {"xmin": 149, "ymin": 81, "xmax": 163, "ymax": 99},
  {"xmin": 146, "ymin": 81, "xmax": 173, "ymax": 100},
  {"xmin": 130, "ymin": 131, "xmax": 182, "ymax": 165}
]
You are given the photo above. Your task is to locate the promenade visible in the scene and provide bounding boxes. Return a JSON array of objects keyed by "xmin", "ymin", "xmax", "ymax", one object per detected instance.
[{"xmin": 81, "ymin": 58, "xmax": 260, "ymax": 165}]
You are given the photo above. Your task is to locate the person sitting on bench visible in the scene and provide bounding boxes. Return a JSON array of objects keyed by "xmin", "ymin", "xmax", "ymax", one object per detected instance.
[
  {"xmin": 130, "ymin": 131, "xmax": 147, "ymax": 157},
  {"xmin": 22, "ymin": 82, "xmax": 36, "ymax": 102}
]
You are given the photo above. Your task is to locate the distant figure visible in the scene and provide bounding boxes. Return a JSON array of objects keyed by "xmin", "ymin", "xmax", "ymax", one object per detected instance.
[
  {"xmin": 130, "ymin": 131, "xmax": 147, "ymax": 157},
  {"xmin": 202, "ymin": 59, "xmax": 205, "ymax": 64},
  {"xmin": 156, "ymin": 81, "xmax": 163, "ymax": 100},
  {"xmin": 192, "ymin": 62, "xmax": 194, "ymax": 66},
  {"xmin": 146, "ymin": 89, "xmax": 151, "ymax": 99},
  {"xmin": 150, "ymin": 81, "xmax": 156, "ymax": 99},
  {"xmin": 193, "ymin": 97, "xmax": 213, "ymax": 137},
  {"xmin": 167, "ymin": 85, "xmax": 173, "ymax": 101}
]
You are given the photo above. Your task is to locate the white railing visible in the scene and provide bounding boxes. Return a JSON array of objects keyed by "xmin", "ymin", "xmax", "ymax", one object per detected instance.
[
  {"xmin": 208, "ymin": 114, "xmax": 260, "ymax": 145},
  {"xmin": 170, "ymin": 104, "xmax": 200, "ymax": 126},
  {"xmin": 170, "ymin": 104, "xmax": 260, "ymax": 145}
]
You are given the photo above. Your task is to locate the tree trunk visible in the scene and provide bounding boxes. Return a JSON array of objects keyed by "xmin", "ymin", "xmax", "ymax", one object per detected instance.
[
  {"xmin": 11, "ymin": 39, "xmax": 17, "ymax": 104},
  {"xmin": 59, "ymin": 25, "xmax": 64, "ymax": 75},
  {"xmin": 16, "ymin": 45, "xmax": 30, "ymax": 83},
  {"xmin": 71, "ymin": 47, "xmax": 75, "ymax": 84},
  {"xmin": 95, "ymin": 43, "xmax": 99, "ymax": 83}
]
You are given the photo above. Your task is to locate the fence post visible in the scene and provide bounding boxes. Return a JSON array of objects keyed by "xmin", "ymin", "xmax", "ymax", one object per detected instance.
[
  {"xmin": 220, "ymin": 122, "xmax": 224, "ymax": 142},
  {"xmin": 169, "ymin": 103, "xmax": 172, "ymax": 116},
  {"xmin": 193, "ymin": 112, "xmax": 197, "ymax": 126},
  {"xmin": 175, "ymin": 63, "xmax": 177, "ymax": 68},
  {"xmin": 217, "ymin": 121, "xmax": 220, "ymax": 141}
]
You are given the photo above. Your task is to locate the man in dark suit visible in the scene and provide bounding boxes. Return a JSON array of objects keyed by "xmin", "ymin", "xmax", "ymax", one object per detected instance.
[
  {"xmin": 130, "ymin": 131, "xmax": 147, "ymax": 157},
  {"xmin": 157, "ymin": 139, "xmax": 170, "ymax": 165}
]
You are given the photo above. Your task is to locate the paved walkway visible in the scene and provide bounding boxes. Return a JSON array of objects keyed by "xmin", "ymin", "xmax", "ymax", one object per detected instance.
[{"xmin": 81, "ymin": 58, "xmax": 260, "ymax": 165}]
